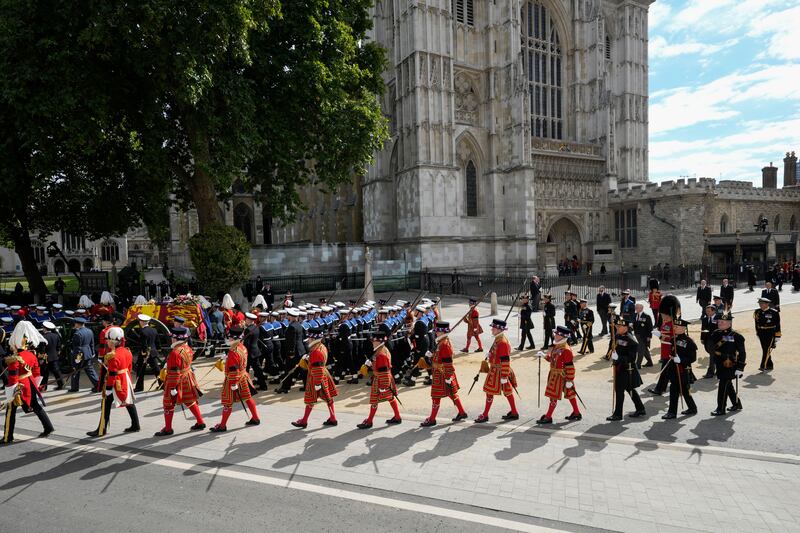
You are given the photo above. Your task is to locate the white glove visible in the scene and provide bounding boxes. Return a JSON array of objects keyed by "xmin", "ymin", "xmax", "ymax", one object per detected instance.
[
  {"xmin": 379, "ymin": 388, "xmax": 388, "ymax": 393},
  {"xmin": 4, "ymin": 384, "xmax": 17, "ymax": 404},
  {"xmin": 565, "ymin": 381, "xmax": 574, "ymax": 389},
  {"xmin": 735, "ymin": 370, "xmax": 743, "ymax": 378},
  {"xmin": 500, "ymin": 378, "xmax": 508, "ymax": 384},
  {"xmin": 535, "ymin": 351, "xmax": 546, "ymax": 358},
  {"xmin": 774, "ymin": 337, "xmax": 780, "ymax": 344},
  {"xmin": 611, "ymin": 352, "xmax": 619, "ymax": 361},
  {"xmin": 314, "ymin": 384, "xmax": 322, "ymax": 391},
  {"xmin": 425, "ymin": 350, "xmax": 432, "ymax": 357},
  {"xmin": 302, "ymin": 354, "xmax": 309, "ymax": 360},
  {"xmin": 652, "ymin": 330, "xmax": 661, "ymax": 338},
  {"xmin": 673, "ymin": 356, "xmax": 681, "ymax": 364},
  {"xmin": 170, "ymin": 388, "xmax": 178, "ymax": 397},
  {"xmin": 445, "ymin": 378, "xmax": 453, "ymax": 385},
  {"xmin": 365, "ymin": 359, "xmax": 373, "ymax": 368},
  {"xmin": 231, "ymin": 384, "xmax": 239, "ymax": 391}
]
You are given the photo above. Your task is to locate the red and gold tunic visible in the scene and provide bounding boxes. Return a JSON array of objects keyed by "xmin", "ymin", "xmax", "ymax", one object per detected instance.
[
  {"xmin": 104, "ymin": 346, "xmax": 134, "ymax": 407},
  {"xmin": 221, "ymin": 343, "xmax": 252, "ymax": 407},
  {"xmin": 431, "ymin": 337, "xmax": 460, "ymax": 399},
  {"xmin": 648, "ymin": 290, "xmax": 662, "ymax": 314},
  {"xmin": 544, "ymin": 344, "xmax": 577, "ymax": 400},
  {"xmin": 5, "ymin": 350, "xmax": 40, "ymax": 408},
  {"xmin": 369, "ymin": 346, "xmax": 396, "ymax": 404},
  {"xmin": 659, "ymin": 319, "xmax": 673, "ymax": 361},
  {"xmin": 467, "ymin": 308, "xmax": 483, "ymax": 337},
  {"xmin": 98, "ymin": 326, "xmax": 111, "ymax": 357},
  {"xmin": 304, "ymin": 343, "xmax": 338, "ymax": 405},
  {"xmin": 483, "ymin": 333, "xmax": 515, "ymax": 397},
  {"xmin": 90, "ymin": 304, "xmax": 114, "ymax": 320},
  {"xmin": 162, "ymin": 342, "xmax": 200, "ymax": 409}
]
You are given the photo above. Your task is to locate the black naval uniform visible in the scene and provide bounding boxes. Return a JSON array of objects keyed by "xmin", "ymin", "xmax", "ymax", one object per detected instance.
[
  {"xmin": 705, "ymin": 327, "xmax": 746, "ymax": 415},
  {"xmin": 39, "ymin": 329, "xmax": 64, "ymax": 390},
  {"xmin": 542, "ymin": 301, "xmax": 556, "ymax": 348},
  {"xmin": 517, "ymin": 301, "xmax": 535, "ymax": 351},
  {"xmin": 577, "ymin": 307, "xmax": 594, "ymax": 354},
  {"xmin": 563, "ymin": 298, "xmax": 578, "ymax": 344},
  {"xmin": 134, "ymin": 325, "xmax": 162, "ymax": 392},
  {"xmin": 277, "ymin": 320, "xmax": 307, "ymax": 393},
  {"xmin": 632, "ymin": 310, "xmax": 653, "ymax": 367},
  {"xmin": 244, "ymin": 323, "xmax": 267, "ymax": 390},
  {"xmin": 608, "ymin": 332, "xmax": 645, "ymax": 420},
  {"xmin": 754, "ymin": 307, "xmax": 780, "ymax": 371},
  {"xmin": 664, "ymin": 334, "xmax": 698, "ymax": 418},
  {"xmin": 700, "ymin": 313, "xmax": 718, "ymax": 378}
]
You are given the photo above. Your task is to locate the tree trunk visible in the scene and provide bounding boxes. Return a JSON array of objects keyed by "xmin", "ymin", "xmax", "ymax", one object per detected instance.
[
  {"xmin": 12, "ymin": 229, "xmax": 48, "ymax": 302},
  {"xmin": 184, "ymin": 111, "xmax": 225, "ymax": 231}
]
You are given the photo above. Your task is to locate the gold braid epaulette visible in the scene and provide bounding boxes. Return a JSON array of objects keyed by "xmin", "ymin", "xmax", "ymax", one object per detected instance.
[{"xmin": 4, "ymin": 355, "xmax": 24, "ymax": 366}]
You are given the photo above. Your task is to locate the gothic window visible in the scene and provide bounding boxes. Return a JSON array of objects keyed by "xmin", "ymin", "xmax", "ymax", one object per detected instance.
[
  {"xmin": 791, "ymin": 215, "xmax": 797, "ymax": 231},
  {"xmin": 615, "ymin": 208, "xmax": 637, "ymax": 248},
  {"xmin": 522, "ymin": 1, "xmax": 563, "ymax": 140},
  {"xmin": 605, "ymin": 35, "xmax": 612, "ymax": 60},
  {"xmin": 453, "ymin": 0, "xmax": 474, "ymax": 26},
  {"xmin": 101, "ymin": 240, "xmax": 120, "ymax": 262},
  {"xmin": 465, "ymin": 160, "xmax": 478, "ymax": 217},
  {"xmin": 61, "ymin": 232, "xmax": 86, "ymax": 252},
  {"xmin": 31, "ymin": 240, "xmax": 46, "ymax": 264},
  {"xmin": 233, "ymin": 203, "xmax": 253, "ymax": 243},
  {"xmin": 719, "ymin": 214, "xmax": 728, "ymax": 233},
  {"xmin": 774, "ymin": 214, "xmax": 781, "ymax": 231}
]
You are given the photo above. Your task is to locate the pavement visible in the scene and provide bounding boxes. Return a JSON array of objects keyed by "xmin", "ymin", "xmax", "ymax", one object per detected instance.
[{"xmin": 4, "ymin": 284, "xmax": 800, "ymax": 532}]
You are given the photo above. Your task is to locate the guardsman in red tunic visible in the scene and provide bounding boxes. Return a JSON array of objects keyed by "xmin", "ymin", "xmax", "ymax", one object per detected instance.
[
  {"xmin": 421, "ymin": 321, "xmax": 467, "ymax": 427},
  {"xmin": 87, "ymin": 327, "xmax": 140, "ymax": 437},
  {"xmin": 647, "ymin": 307, "xmax": 674, "ymax": 396},
  {"xmin": 461, "ymin": 298, "xmax": 484, "ymax": 354},
  {"xmin": 536, "ymin": 325, "xmax": 581, "ymax": 424},
  {"xmin": 357, "ymin": 328, "xmax": 401, "ymax": 429},
  {"xmin": 292, "ymin": 327, "xmax": 338, "ymax": 428},
  {"xmin": 3, "ymin": 322, "xmax": 54, "ymax": 444},
  {"xmin": 98, "ymin": 315, "xmax": 113, "ymax": 357},
  {"xmin": 210, "ymin": 325, "xmax": 260, "ymax": 432},
  {"xmin": 154, "ymin": 327, "xmax": 206, "ymax": 437},
  {"xmin": 474, "ymin": 319, "xmax": 518, "ymax": 423}
]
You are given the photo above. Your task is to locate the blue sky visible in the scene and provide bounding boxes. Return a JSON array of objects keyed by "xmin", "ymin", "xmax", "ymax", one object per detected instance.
[{"xmin": 648, "ymin": 0, "xmax": 800, "ymax": 184}]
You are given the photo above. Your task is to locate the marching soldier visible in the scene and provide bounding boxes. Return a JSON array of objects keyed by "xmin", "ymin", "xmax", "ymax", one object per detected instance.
[
  {"xmin": 276, "ymin": 309, "xmax": 307, "ymax": 394},
  {"xmin": 536, "ymin": 325, "xmax": 581, "ymax": 424},
  {"xmin": 87, "ymin": 326, "xmax": 140, "ymax": 437},
  {"xmin": 474, "ymin": 319, "xmax": 519, "ymax": 423},
  {"xmin": 517, "ymin": 295, "xmax": 535, "ymax": 351},
  {"xmin": 133, "ymin": 314, "xmax": 162, "ymax": 393},
  {"xmin": 542, "ymin": 294, "xmax": 555, "ymax": 349},
  {"xmin": 357, "ymin": 327, "xmax": 401, "ymax": 429},
  {"xmin": 761, "ymin": 281, "xmax": 780, "ymax": 311},
  {"xmin": 754, "ymin": 297, "xmax": 780, "ymax": 371},
  {"xmin": 243, "ymin": 312, "xmax": 268, "ymax": 391},
  {"xmin": 700, "ymin": 304, "xmax": 718, "ymax": 378},
  {"xmin": 421, "ymin": 321, "xmax": 467, "ymax": 427},
  {"xmin": 632, "ymin": 304, "xmax": 654, "ymax": 368},
  {"xmin": 661, "ymin": 318, "xmax": 698, "ymax": 419},
  {"xmin": 647, "ymin": 303, "xmax": 675, "ymax": 396},
  {"xmin": 403, "ymin": 305, "xmax": 430, "ymax": 386},
  {"xmin": 462, "ymin": 298, "xmax": 484, "ymax": 354},
  {"xmin": 68, "ymin": 316, "xmax": 99, "ymax": 392},
  {"xmin": 606, "ymin": 317, "xmax": 645, "ymax": 421},
  {"xmin": 720, "ymin": 278, "xmax": 734, "ymax": 310},
  {"xmin": 39, "ymin": 321, "xmax": 64, "ymax": 391},
  {"xmin": 563, "ymin": 291, "xmax": 578, "ymax": 345},
  {"xmin": 154, "ymin": 327, "xmax": 205, "ymax": 436},
  {"xmin": 3, "ymin": 321, "xmax": 54, "ymax": 444},
  {"xmin": 210, "ymin": 325, "xmax": 261, "ymax": 432},
  {"xmin": 292, "ymin": 328, "xmax": 338, "ymax": 428},
  {"xmin": 577, "ymin": 299, "xmax": 594, "ymax": 355},
  {"xmin": 706, "ymin": 311, "xmax": 745, "ymax": 416},
  {"xmin": 603, "ymin": 303, "xmax": 618, "ymax": 361}
]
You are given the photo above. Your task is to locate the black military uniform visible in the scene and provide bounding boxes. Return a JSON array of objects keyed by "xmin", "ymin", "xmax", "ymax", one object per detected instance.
[
  {"xmin": 663, "ymin": 319, "xmax": 698, "ymax": 419},
  {"xmin": 604, "ymin": 304, "xmax": 618, "ymax": 360},
  {"xmin": 337, "ymin": 316, "xmax": 355, "ymax": 383},
  {"xmin": 243, "ymin": 317, "xmax": 267, "ymax": 390},
  {"xmin": 696, "ymin": 283, "xmax": 712, "ymax": 311},
  {"xmin": 606, "ymin": 318, "xmax": 645, "ymax": 421},
  {"xmin": 403, "ymin": 314, "xmax": 429, "ymax": 386},
  {"xmin": 760, "ymin": 286, "xmax": 780, "ymax": 310},
  {"xmin": 517, "ymin": 297, "xmax": 535, "ymax": 351},
  {"xmin": 133, "ymin": 323, "xmax": 162, "ymax": 392},
  {"xmin": 753, "ymin": 299, "xmax": 780, "ymax": 371},
  {"xmin": 542, "ymin": 295, "xmax": 555, "ymax": 348},
  {"xmin": 700, "ymin": 306, "xmax": 718, "ymax": 378},
  {"xmin": 276, "ymin": 314, "xmax": 307, "ymax": 393},
  {"xmin": 596, "ymin": 290, "xmax": 611, "ymax": 337},
  {"xmin": 705, "ymin": 312, "xmax": 745, "ymax": 415},
  {"xmin": 577, "ymin": 300, "xmax": 594, "ymax": 354},
  {"xmin": 39, "ymin": 326, "xmax": 64, "ymax": 390},
  {"xmin": 720, "ymin": 283, "xmax": 734, "ymax": 310},
  {"xmin": 563, "ymin": 293, "xmax": 579, "ymax": 344},
  {"xmin": 632, "ymin": 309, "xmax": 653, "ymax": 367}
]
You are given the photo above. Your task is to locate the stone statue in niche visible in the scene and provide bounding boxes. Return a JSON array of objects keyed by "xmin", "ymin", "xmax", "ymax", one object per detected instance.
[{"xmin": 454, "ymin": 72, "xmax": 479, "ymax": 123}]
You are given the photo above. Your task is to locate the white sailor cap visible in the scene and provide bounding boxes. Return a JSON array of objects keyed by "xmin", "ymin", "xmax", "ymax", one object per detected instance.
[
  {"xmin": 334, "ymin": 301, "xmax": 345, "ymax": 308},
  {"xmin": 271, "ymin": 311, "xmax": 280, "ymax": 317},
  {"xmin": 52, "ymin": 303, "xmax": 63, "ymax": 309},
  {"xmin": 340, "ymin": 308, "xmax": 351, "ymax": 314},
  {"xmin": 244, "ymin": 312, "xmax": 257, "ymax": 320},
  {"xmin": 415, "ymin": 305, "xmax": 426, "ymax": 312},
  {"xmin": 287, "ymin": 309, "xmax": 300, "ymax": 317},
  {"xmin": 36, "ymin": 306, "xmax": 47, "ymax": 311},
  {"xmin": 321, "ymin": 306, "xmax": 332, "ymax": 312},
  {"xmin": 138, "ymin": 313, "xmax": 152, "ymax": 322},
  {"xmin": 258, "ymin": 312, "xmax": 269, "ymax": 317},
  {"xmin": 42, "ymin": 321, "xmax": 56, "ymax": 330}
]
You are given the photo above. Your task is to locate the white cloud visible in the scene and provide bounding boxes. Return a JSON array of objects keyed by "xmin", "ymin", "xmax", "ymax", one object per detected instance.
[
  {"xmin": 650, "ymin": 64, "xmax": 800, "ymax": 135},
  {"xmin": 650, "ymin": 36, "xmax": 739, "ymax": 59},
  {"xmin": 648, "ymin": 2, "xmax": 672, "ymax": 29},
  {"xmin": 746, "ymin": 5, "xmax": 800, "ymax": 60}
]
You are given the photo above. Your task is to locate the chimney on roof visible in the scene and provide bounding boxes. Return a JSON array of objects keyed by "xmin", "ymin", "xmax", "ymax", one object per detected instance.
[
  {"xmin": 762, "ymin": 162, "xmax": 777, "ymax": 188},
  {"xmin": 783, "ymin": 151, "xmax": 797, "ymax": 187}
]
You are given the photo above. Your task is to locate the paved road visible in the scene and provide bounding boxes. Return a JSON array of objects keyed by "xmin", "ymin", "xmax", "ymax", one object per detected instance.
[{"xmin": 0, "ymin": 436, "xmax": 597, "ymax": 533}]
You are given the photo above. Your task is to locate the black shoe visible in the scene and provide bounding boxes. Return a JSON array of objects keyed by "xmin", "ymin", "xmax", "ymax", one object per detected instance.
[
  {"xmin": 710, "ymin": 409, "xmax": 726, "ymax": 416},
  {"xmin": 56, "ymin": 383, "xmax": 64, "ymax": 390},
  {"xmin": 517, "ymin": 346, "xmax": 524, "ymax": 351},
  {"xmin": 629, "ymin": 410, "xmax": 646, "ymax": 418},
  {"xmin": 133, "ymin": 387, "xmax": 144, "ymax": 393},
  {"xmin": 606, "ymin": 414, "xmax": 623, "ymax": 421},
  {"xmin": 501, "ymin": 412, "xmax": 519, "ymax": 420},
  {"xmin": 661, "ymin": 412, "xmax": 677, "ymax": 420},
  {"xmin": 452, "ymin": 412, "xmax": 468, "ymax": 422},
  {"xmin": 209, "ymin": 425, "xmax": 227, "ymax": 433},
  {"xmin": 647, "ymin": 388, "xmax": 663, "ymax": 396},
  {"xmin": 67, "ymin": 389, "xmax": 79, "ymax": 393},
  {"xmin": 402, "ymin": 378, "xmax": 415, "ymax": 387},
  {"xmin": 275, "ymin": 388, "xmax": 290, "ymax": 394},
  {"xmin": 420, "ymin": 418, "xmax": 437, "ymax": 427},
  {"xmin": 423, "ymin": 377, "xmax": 432, "ymax": 386},
  {"xmin": 643, "ymin": 362, "xmax": 654, "ymax": 368},
  {"xmin": 474, "ymin": 414, "xmax": 489, "ymax": 423},
  {"xmin": 474, "ymin": 348, "xmax": 483, "ymax": 353},
  {"xmin": 124, "ymin": 426, "xmax": 141, "ymax": 433},
  {"xmin": 245, "ymin": 418, "xmax": 261, "ymax": 426},
  {"xmin": 322, "ymin": 419, "xmax": 338, "ymax": 426},
  {"xmin": 703, "ymin": 374, "xmax": 714, "ymax": 379},
  {"xmin": 681, "ymin": 409, "xmax": 697, "ymax": 416},
  {"xmin": 357, "ymin": 421, "xmax": 373, "ymax": 429},
  {"xmin": 291, "ymin": 421, "xmax": 308, "ymax": 429},
  {"xmin": 565, "ymin": 413, "xmax": 582, "ymax": 421},
  {"xmin": 258, "ymin": 385, "xmax": 269, "ymax": 392},
  {"xmin": 86, "ymin": 430, "xmax": 101, "ymax": 438},
  {"xmin": 386, "ymin": 417, "xmax": 402, "ymax": 425},
  {"xmin": 346, "ymin": 377, "xmax": 359, "ymax": 384},
  {"xmin": 528, "ymin": 345, "xmax": 536, "ymax": 350},
  {"xmin": 189, "ymin": 423, "xmax": 206, "ymax": 431},
  {"xmin": 536, "ymin": 415, "xmax": 552, "ymax": 425},
  {"xmin": 154, "ymin": 428, "xmax": 174, "ymax": 437},
  {"xmin": 268, "ymin": 378, "xmax": 282, "ymax": 385},
  {"xmin": 728, "ymin": 401, "xmax": 743, "ymax": 412}
]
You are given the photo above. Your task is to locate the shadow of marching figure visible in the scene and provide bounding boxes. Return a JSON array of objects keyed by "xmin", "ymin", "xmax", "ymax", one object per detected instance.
[
  {"xmin": 493, "ymin": 427, "xmax": 552, "ymax": 461},
  {"xmin": 743, "ymin": 372, "xmax": 775, "ymax": 389},
  {"xmin": 550, "ymin": 421, "xmax": 628, "ymax": 474},
  {"xmin": 411, "ymin": 425, "xmax": 483, "ymax": 465},
  {"xmin": 342, "ymin": 427, "xmax": 432, "ymax": 473},
  {"xmin": 687, "ymin": 416, "xmax": 736, "ymax": 447},
  {"xmin": 272, "ymin": 428, "xmax": 371, "ymax": 470}
]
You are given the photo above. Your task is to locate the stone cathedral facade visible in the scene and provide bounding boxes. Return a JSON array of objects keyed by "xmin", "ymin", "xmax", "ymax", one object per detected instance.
[{"xmin": 362, "ymin": 0, "xmax": 651, "ymax": 272}]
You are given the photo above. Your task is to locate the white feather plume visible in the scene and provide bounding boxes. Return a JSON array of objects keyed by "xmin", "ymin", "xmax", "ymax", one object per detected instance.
[{"xmin": 11, "ymin": 321, "xmax": 46, "ymax": 349}]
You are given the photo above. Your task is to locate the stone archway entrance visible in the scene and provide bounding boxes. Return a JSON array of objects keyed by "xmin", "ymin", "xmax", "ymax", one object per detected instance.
[{"xmin": 547, "ymin": 217, "xmax": 582, "ymax": 263}]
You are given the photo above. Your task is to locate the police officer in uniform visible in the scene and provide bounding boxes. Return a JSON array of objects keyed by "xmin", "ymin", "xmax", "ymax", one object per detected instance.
[
  {"xmin": 753, "ymin": 297, "xmax": 780, "ymax": 371},
  {"xmin": 705, "ymin": 311, "xmax": 745, "ymax": 416}
]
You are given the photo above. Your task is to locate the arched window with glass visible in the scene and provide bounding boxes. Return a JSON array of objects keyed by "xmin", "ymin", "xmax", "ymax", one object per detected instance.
[
  {"xmin": 719, "ymin": 214, "xmax": 728, "ymax": 233},
  {"xmin": 522, "ymin": 1, "xmax": 563, "ymax": 140},
  {"xmin": 465, "ymin": 160, "xmax": 478, "ymax": 217},
  {"xmin": 101, "ymin": 240, "xmax": 120, "ymax": 262}
]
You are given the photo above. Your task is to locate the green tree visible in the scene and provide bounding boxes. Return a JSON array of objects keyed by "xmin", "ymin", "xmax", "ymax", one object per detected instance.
[{"xmin": 0, "ymin": 1, "xmax": 170, "ymax": 300}]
